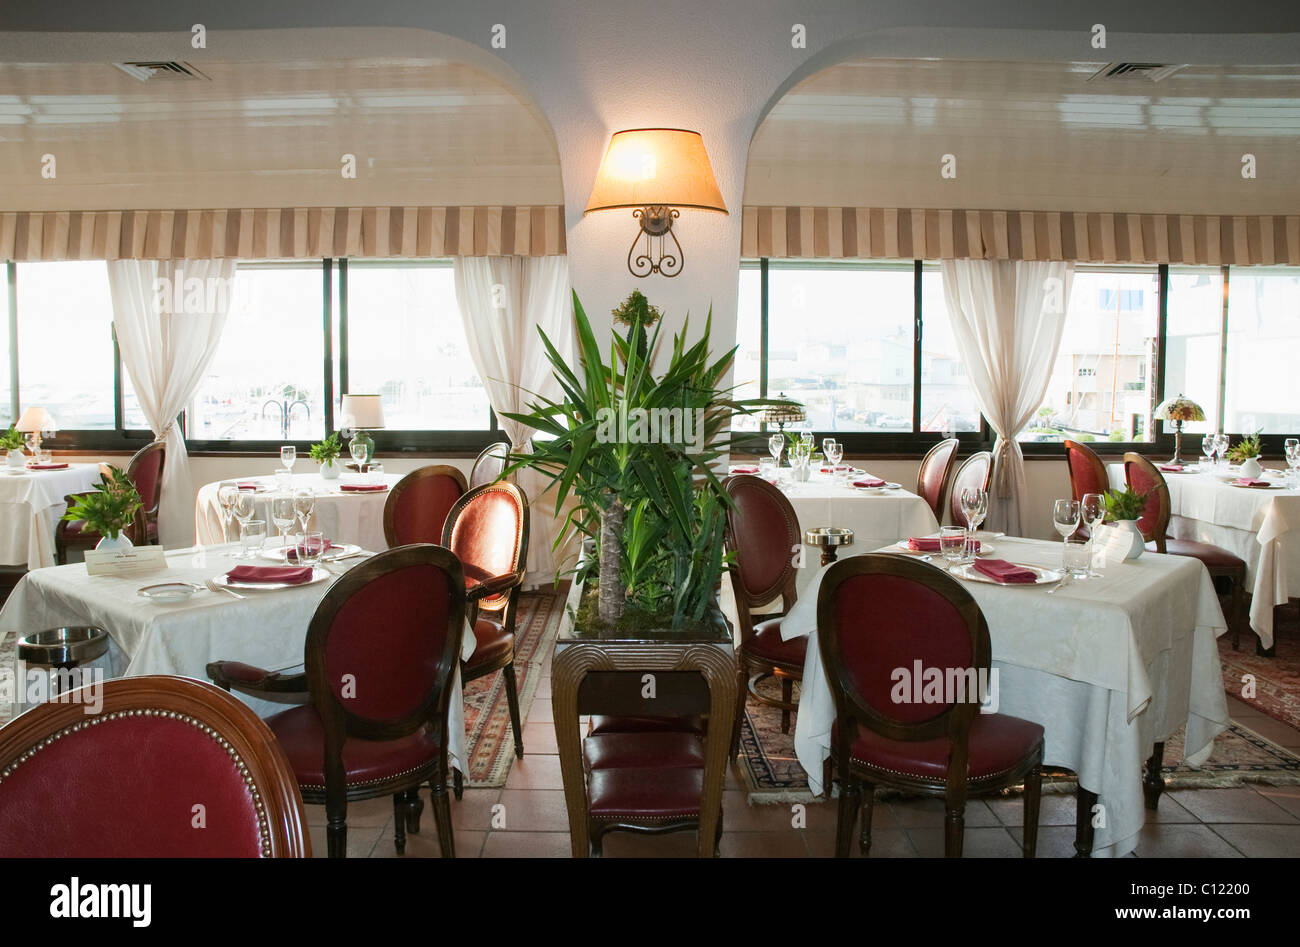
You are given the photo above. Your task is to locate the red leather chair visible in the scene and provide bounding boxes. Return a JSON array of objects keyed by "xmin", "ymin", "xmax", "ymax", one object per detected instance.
[
  {"xmin": 947, "ymin": 450, "xmax": 994, "ymax": 528},
  {"xmin": 0, "ymin": 675, "xmax": 309, "ymax": 857},
  {"xmin": 818, "ymin": 553, "xmax": 1044, "ymax": 858},
  {"xmin": 1125, "ymin": 452, "xmax": 1249, "ymax": 649},
  {"xmin": 723, "ymin": 474, "xmax": 806, "ymax": 752},
  {"xmin": 443, "ymin": 481, "xmax": 529, "ymax": 798},
  {"xmin": 916, "ymin": 438, "xmax": 960, "ymax": 522},
  {"xmin": 56, "ymin": 440, "xmax": 165, "ymax": 564},
  {"xmin": 383, "ymin": 464, "xmax": 467, "ymax": 547},
  {"xmin": 469, "ymin": 441, "xmax": 512, "ymax": 489},
  {"xmin": 1063, "ymin": 439, "xmax": 1109, "ymax": 503},
  {"xmin": 208, "ymin": 544, "xmax": 467, "ymax": 857}
]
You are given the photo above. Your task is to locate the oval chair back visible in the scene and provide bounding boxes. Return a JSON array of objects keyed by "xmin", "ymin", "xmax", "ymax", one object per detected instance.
[
  {"xmin": 1123, "ymin": 452, "xmax": 1171, "ymax": 553},
  {"xmin": 442, "ymin": 481, "xmax": 529, "ymax": 617},
  {"xmin": 947, "ymin": 450, "xmax": 993, "ymax": 528},
  {"xmin": 916, "ymin": 438, "xmax": 959, "ymax": 521},
  {"xmin": 0, "ymin": 675, "xmax": 309, "ymax": 857},
  {"xmin": 722, "ymin": 474, "xmax": 802, "ymax": 634},
  {"xmin": 383, "ymin": 464, "xmax": 467, "ymax": 547},
  {"xmin": 469, "ymin": 441, "xmax": 512, "ymax": 489},
  {"xmin": 127, "ymin": 439, "xmax": 166, "ymax": 524},
  {"xmin": 1063, "ymin": 439, "xmax": 1108, "ymax": 503}
]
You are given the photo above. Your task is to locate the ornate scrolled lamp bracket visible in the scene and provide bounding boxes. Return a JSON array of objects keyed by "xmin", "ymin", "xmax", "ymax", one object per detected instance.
[{"xmin": 628, "ymin": 206, "xmax": 683, "ymax": 278}]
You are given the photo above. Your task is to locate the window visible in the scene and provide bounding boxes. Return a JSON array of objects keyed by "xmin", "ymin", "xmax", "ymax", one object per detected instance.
[
  {"xmin": 732, "ymin": 263, "xmax": 762, "ymax": 432},
  {"xmin": 344, "ymin": 262, "xmax": 491, "ymax": 430},
  {"xmin": 1164, "ymin": 267, "xmax": 1224, "ymax": 434},
  {"xmin": 0, "ymin": 265, "xmax": 11, "ymax": 420},
  {"xmin": 1223, "ymin": 268, "xmax": 1300, "ymax": 434},
  {"xmin": 919, "ymin": 267, "xmax": 981, "ymax": 433},
  {"xmin": 1022, "ymin": 267, "xmax": 1159, "ymax": 444}
]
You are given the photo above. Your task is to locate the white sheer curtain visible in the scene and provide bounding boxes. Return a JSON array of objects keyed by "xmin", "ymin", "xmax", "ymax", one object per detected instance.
[
  {"xmin": 941, "ymin": 259, "xmax": 1074, "ymax": 535},
  {"xmin": 108, "ymin": 259, "xmax": 236, "ymax": 548},
  {"xmin": 453, "ymin": 256, "xmax": 572, "ymax": 584}
]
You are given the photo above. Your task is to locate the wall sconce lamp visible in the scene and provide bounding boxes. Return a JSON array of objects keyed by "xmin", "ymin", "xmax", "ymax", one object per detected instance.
[{"xmin": 584, "ymin": 128, "xmax": 727, "ymax": 278}]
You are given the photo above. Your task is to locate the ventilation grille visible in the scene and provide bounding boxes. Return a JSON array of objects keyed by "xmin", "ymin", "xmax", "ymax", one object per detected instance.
[
  {"xmin": 113, "ymin": 61, "xmax": 210, "ymax": 82},
  {"xmin": 1088, "ymin": 62, "xmax": 1186, "ymax": 82}
]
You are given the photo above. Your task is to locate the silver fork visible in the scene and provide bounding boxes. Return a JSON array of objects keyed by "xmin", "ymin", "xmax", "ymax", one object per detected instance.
[
  {"xmin": 1047, "ymin": 573, "xmax": 1072, "ymax": 595},
  {"xmin": 204, "ymin": 577, "xmax": 245, "ymax": 600}
]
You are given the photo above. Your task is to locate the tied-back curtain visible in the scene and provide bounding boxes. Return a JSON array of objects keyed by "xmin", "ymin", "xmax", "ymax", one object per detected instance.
[
  {"xmin": 108, "ymin": 259, "xmax": 236, "ymax": 548},
  {"xmin": 453, "ymin": 256, "xmax": 573, "ymax": 584},
  {"xmin": 940, "ymin": 259, "xmax": 1074, "ymax": 536}
]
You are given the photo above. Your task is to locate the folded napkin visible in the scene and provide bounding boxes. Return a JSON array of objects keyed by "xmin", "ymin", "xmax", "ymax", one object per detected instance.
[
  {"xmin": 339, "ymin": 483, "xmax": 388, "ymax": 492},
  {"xmin": 287, "ymin": 538, "xmax": 338, "ymax": 562},
  {"xmin": 853, "ymin": 477, "xmax": 886, "ymax": 488},
  {"xmin": 1232, "ymin": 477, "xmax": 1270, "ymax": 487},
  {"xmin": 1158, "ymin": 464, "xmax": 1184, "ymax": 472},
  {"xmin": 730, "ymin": 465, "xmax": 759, "ymax": 474},
  {"xmin": 820, "ymin": 466, "xmax": 851, "ymax": 473},
  {"xmin": 225, "ymin": 565, "xmax": 314, "ymax": 585},
  {"xmin": 907, "ymin": 536, "xmax": 980, "ymax": 553},
  {"xmin": 237, "ymin": 481, "xmax": 262, "ymax": 490},
  {"xmin": 26, "ymin": 462, "xmax": 69, "ymax": 470},
  {"xmin": 972, "ymin": 559, "xmax": 1037, "ymax": 584}
]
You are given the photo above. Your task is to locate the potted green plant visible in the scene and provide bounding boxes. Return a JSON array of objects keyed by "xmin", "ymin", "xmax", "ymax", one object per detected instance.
[
  {"xmin": 310, "ymin": 431, "xmax": 343, "ymax": 480},
  {"xmin": 0, "ymin": 424, "xmax": 26, "ymax": 469},
  {"xmin": 1103, "ymin": 485, "xmax": 1149, "ymax": 560},
  {"xmin": 62, "ymin": 465, "xmax": 143, "ymax": 551},
  {"xmin": 1227, "ymin": 432, "xmax": 1263, "ymax": 479}
]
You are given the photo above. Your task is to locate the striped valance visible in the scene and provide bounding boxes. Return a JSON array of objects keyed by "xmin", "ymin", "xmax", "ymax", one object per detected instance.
[
  {"xmin": 0, "ymin": 205, "xmax": 567, "ymax": 262},
  {"xmin": 741, "ymin": 206, "xmax": 1300, "ymax": 266}
]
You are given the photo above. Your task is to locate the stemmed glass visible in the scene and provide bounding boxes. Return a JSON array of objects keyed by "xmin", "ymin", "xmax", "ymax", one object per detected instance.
[
  {"xmin": 959, "ymin": 488, "xmax": 987, "ymax": 559},
  {"xmin": 280, "ymin": 445, "xmax": 296, "ymax": 473},
  {"xmin": 216, "ymin": 482, "xmax": 239, "ymax": 552},
  {"xmin": 349, "ymin": 439, "xmax": 368, "ymax": 471},
  {"xmin": 799, "ymin": 426, "xmax": 815, "ymax": 454},
  {"xmin": 292, "ymin": 488, "xmax": 316, "ymax": 536},
  {"xmin": 1053, "ymin": 499, "xmax": 1081, "ymax": 571},
  {"xmin": 231, "ymin": 491, "xmax": 257, "ymax": 558},
  {"xmin": 824, "ymin": 439, "xmax": 843, "ymax": 478},
  {"xmin": 1213, "ymin": 432, "xmax": 1229, "ymax": 468},
  {"xmin": 271, "ymin": 494, "xmax": 296, "ymax": 549},
  {"xmin": 1201, "ymin": 434, "xmax": 1216, "ymax": 469},
  {"xmin": 768, "ymin": 433, "xmax": 784, "ymax": 470},
  {"xmin": 1285, "ymin": 439, "xmax": 1300, "ymax": 487},
  {"xmin": 1081, "ymin": 492, "xmax": 1106, "ymax": 577}
]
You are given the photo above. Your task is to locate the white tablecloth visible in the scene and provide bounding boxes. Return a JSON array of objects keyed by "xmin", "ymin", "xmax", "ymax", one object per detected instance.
[
  {"xmin": 1107, "ymin": 463, "xmax": 1300, "ymax": 648},
  {"xmin": 780, "ymin": 536, "xmax": 1230, "ymax": 858},
  {"xmin": 0, "ymin": 464, "xmax": 103, "ymax": 569},
  {"xmin": 195, "ymin": 472, "xmax": 402, "ymax": 552},
  {"xmin": 0, "ymin": 544, "xmax": 474, "ymax": 772}
]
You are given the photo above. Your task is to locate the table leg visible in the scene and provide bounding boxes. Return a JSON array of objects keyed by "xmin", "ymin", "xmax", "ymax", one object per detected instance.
[
  {"xmin": 1143, "ymin": 741, "xmax": 1166, "ymax": 810},
  {"xmin": 1074, "ymin": 786, "xmax": 1097, "ymax": 858}
]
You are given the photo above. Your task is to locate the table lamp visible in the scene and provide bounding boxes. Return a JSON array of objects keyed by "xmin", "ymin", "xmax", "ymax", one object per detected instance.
[
  {"xmin": 761, "ymin": 395, "xmax": 806, "ymax": 433},
  {"xmin": 340, "ymin": 394, "xmax": 385, "ymax": 465},
  {"xmin": 1154, "ymin": 393, "xmax": 1205, "ymax": 466},
  {"xmin": 15, "ymin": 406, "xmax": 56, "ymax": 456}
]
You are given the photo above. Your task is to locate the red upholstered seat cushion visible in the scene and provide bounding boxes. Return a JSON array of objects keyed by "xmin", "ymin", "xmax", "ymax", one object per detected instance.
[
  {"xmin": 583, "ymin": 732, "xmax": 705, "ymax": 771},
  {"xmin": 741, "ymin": 617, "xmax": 807, "ymax": 668},
  {"xmin": 266, "ymin": 704, "xmax": 441, "ymax": 791},
  {"xmin": 463, "ymin": 616, "xmax": 514, "ymax": 670},
  {"xmin": 838, "ymin": 712, "xmax": 1043, "ymax": 784},
  {"xmin": 589, "ymin": 715, "xmax": 705, "ymax": 736},
  {"xmin": 1156, "ymin": 538, "xmax": 1246, "ymax": 571},
  {"xmin": 587, "ymin": 767, "xmax": 704, "ymax": 820}
]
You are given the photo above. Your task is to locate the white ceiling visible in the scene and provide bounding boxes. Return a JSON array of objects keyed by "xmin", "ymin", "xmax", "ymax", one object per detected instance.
[
  {"xmin": 745, "ymin": 58, "xmax": 1300, "ymax": 215},
  {"xmin": 0, "ymin": 58, "xmax": 564, "ymax": 211}
]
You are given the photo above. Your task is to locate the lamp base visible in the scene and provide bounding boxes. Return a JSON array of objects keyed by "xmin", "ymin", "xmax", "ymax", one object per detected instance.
[{"xmin": 1168, "ymin": 422, "xmax": 1186, "ymax": 466}]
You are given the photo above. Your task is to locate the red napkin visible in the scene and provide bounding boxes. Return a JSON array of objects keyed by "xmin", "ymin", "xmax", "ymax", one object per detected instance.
[
  {"xmin": 26, "ymin": 462, "xmax": 69, "ymax": 470},
  {"xmin": 340, "ymin": 483, "xmax": 388, "ymax": 492},
  {"xmin": 225, "ymin": 565, "xmax": 314, "ymax": 585},
  {"xmin": 853, "ymin": 478, "xmax": 886, "ymax": 488},
  {"xmin": 287, "ymin": 538, "xmax": 338, "ymax": 562},
  {"xmin": 908, "ymin": 536, "xmax": 980, "ymax": 553},
  {"xmin": 972, "ymin": 559, "xmax": 1037, "ymax": 584},
  {"xmin": 1232, "ymin": 478, "xmax": 1270, "ymax": 487},
  {"xmin": 730, "ymin": 465, "xmax": 759, "ymax": 474},
  {"xmin": 820, "ymin": 466, "xmax": 850, "ymax": 473},
  {"xmin": 1159, "ymin": 464, "xmax": 1184, "ymax": 472},
  {"xmin": 237, "ymin": 481, "xmax": 262, "ymax": 490}
]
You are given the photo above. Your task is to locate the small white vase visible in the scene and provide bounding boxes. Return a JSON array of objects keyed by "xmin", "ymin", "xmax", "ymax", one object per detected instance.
[
  {"xmin": 1238, "ymin": 457, "xmax": 1263, "ymax": 479},
  {"xmin": 96, "ymin": 532, "xmax": 134, "ymax": 552},
  {"xmin": 6, "ymin": 449, "xmax": 25, "ymax": 469},
  {"xmin": 319, "ymin": 459, "xmax": 340, "ymax": 480},
  {"xmin": 1116, "ymin": 519, "xmax": 1145, "ymax": 560}
]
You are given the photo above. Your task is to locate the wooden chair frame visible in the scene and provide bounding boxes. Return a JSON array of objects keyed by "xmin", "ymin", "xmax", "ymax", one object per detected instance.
[
  {"xmin": 382, "ymin": 464, "xmax": 468, "ymax": 548},
  {"xmin": 916, "ymin": 437, "xmax": 960, "ymax": 522},
  {"xmin": 469, "ymin": 440, "xmax": 512, "ymax": 489},
  {"xmin": 946, "ymin": 450, "xmax": 994, "ymax": 529}
]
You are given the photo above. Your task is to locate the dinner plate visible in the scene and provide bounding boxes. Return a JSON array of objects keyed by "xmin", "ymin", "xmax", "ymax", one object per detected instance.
[
  {"xmin": 260, "ymin": 542, "xmax": 362, "ymax": 563},
  {"xmin": 211, "ymin": 567, "xmax": 331, "ymax": 591},
  {"xmin": 853, "ymin": 481, "xmax": 901, "ymax": 492},
  {"xmin": 236, "ymin": 483, "xmax": 272, "ymax": 493},
  {"xmin": 894, "ymin": 540, "xmax": 996, "ymax": 557},
  {"xmin": 949, "ymin": 562, "xmax": 1062, "ymax": 586},
  {"xmin": 137, "ymin": 581, "xmax": 199, "ymax": 603},
  {"xmin": 1229, "ymin": 481, "xmax": 1284, "ymax": 489}
]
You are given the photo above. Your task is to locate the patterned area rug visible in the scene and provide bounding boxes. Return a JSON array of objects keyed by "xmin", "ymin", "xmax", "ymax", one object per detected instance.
[
  {"xmin": 1218, "ymin": 615, "xmax": 1300, "ymax": 732},
  {"xmin": 738, "ymin": 680, "xmax": 1300, "ymax": 803}
]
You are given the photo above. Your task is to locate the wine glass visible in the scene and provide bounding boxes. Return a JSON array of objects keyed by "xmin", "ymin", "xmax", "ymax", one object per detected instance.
[
  {"xmin": 349, "ymin": 439, "xmax": 368, "ymax": 471},
  {"xmin": 280, "ymin": 445, "xmax": 296, "ymax": 473},
  {"xmin": 1081, "ymin": 492, "xmax": 1106, "ymax": 577},
  {"xmin": 1053, "ymin": 499, "xmax": 1081, "ymax": 570},
  {"xmin": 959, "ymin": 487, "xmax": 987, "ymax": 534},
  {"xmin": 800, "ymin": 427, "xmax": 815, "ymax": 453},
  {"xmin": 292, "ymin": 488, "xmax": 316, "ymax": 536},
  {"xmin": 1213, "ymin": 433, "xmax": 1229, "ymax": 468},
  {"xmin": 1201, "ymin": 434, "xmax": 1216, "ymax": 468},
  {"xmin": 1286, "ymin": 440, "xmax": 1300, "ymax": 487},
  {"xmin": 768, "ymin": 433, "xmax": 784, "ymax": 469},
  {"xmin": 216, "ymin": 482, "xmax": 239, "ymax": 549},
  {"xmin": 824, "ymin": 439, "xmax": 843, "ymax": 477},
  {"xmin": 232, "ymin": 491, "xmax": 257, "ymax": 559},
  {"xmin": 271, "ymin": 495, "xmax": 296, "ymax": 548}
]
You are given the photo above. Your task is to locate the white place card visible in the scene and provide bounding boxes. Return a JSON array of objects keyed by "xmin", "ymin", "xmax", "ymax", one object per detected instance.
[
  {"xmin": 1092, "ymin": 524, "xmax": 1134, "ymax": 569},
  {"xmin": 84, "ymin": 545, "xmax": 168, "ymax": 577}
]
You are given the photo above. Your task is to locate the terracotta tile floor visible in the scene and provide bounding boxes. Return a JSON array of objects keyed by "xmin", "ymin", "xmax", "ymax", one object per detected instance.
[{"xmin": 304, "ymin": 677, "xmax": 1300, "ymax": 858}]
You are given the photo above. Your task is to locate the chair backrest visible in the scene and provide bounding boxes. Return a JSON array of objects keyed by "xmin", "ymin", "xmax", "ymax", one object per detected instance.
[
  {"xmin": 817, "ymin": 553, "xmax": 989, "ymax": 751},
  {"xmin": 306, "ymin": 544, "xmax": 466, "ymax": 752},
  {"xmin": 916, "ymin": 438, "xmax": 959, "ymax": 521},
  {"xmin": 127, "ymin": 439, "xmax": 166, "ymax": 517},
  {"xmin": 1063, "ymin": 439, "xmax": 1108, "ymax": 504},
  {"xmin": 947, "ymin": 451, "xmax": 994, "ymax": 527},
  {"xmin": 469, "ymin": 441, "xmax": 511, "ymax": 489},
  {"xmin": 1123, "ymin": 452, "xmax": 1170, "ymax": 553},
  {"xmin": 0, "ymin": 675, "xmax": 309, "ymax": 857},
  {"xmin": 383, "ymin": 464, "xmax": 468, "ymax": 548},
  {"xmin": 442, "ymin": 481, "xmax": 529, "ymax": 616},
  {"xmin": 722, "ymin": 475, "xmax": 801, "ymax": 636}
]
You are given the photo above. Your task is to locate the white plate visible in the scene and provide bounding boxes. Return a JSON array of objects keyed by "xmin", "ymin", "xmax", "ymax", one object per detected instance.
[
  {"xmin": 1229, "ymin": 481, "xmax": 1284, "ymax": 489},
  {"xmin": 260, "ymin": 542, "xmax": 362, "ymax": 563},
  {"xmin": 968, "ymin": 530, "xmax": 1006, "ymax": 542},
  {"xmin": 212, "ymin": 567, "xmax": 331, "ymax": 591},
  {"xmin": 949, "ymin": 562, "xmax": 1062, "ymax": 586},
  {"xmin": 895, "ymin": 539, "xmax": 996, "ymax": 557},
  {"xmin": 853, "ymin": 481, "xmax": 901, "ymax": 492},
  {"xmin": 236, "ymin": 483, "xmax": 272, "ymax": 493},
  {"xmin": 137, "ymin": 581, "xmax": 199, "ymax": 603}
]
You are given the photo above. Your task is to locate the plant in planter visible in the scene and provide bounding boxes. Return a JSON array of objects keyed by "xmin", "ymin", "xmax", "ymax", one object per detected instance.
[
  {"xmin": 310, "ymin": 431, "xmax": 343, "ymax": 479},
  {"xmin": 0, "ymin": 424, "xmax": 26, "ymax": 468},
  {"xmin": 62, "ymin": 465, "xmax": 143, "ymax": 550},
  {"xmin": 1227, "ymin": 431, "xmax": 1264, "ymax": 478},
  {"xmin": 1103, "ymin": 485, "xmax": 1149, "ymax": 560}
]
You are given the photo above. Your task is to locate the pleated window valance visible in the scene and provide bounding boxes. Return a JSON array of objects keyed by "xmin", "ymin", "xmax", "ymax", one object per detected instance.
[
  {"xmin": 741, "ymin": 206, "xmax": 1300, "ymax": 266},
  {"xmin": 0, "ymin": 205, "xmax": 567, "ymax": 262}
]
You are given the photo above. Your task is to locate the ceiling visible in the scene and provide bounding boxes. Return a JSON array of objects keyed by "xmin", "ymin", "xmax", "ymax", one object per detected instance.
[
  {"xmin": 0, "ymin": 58, "xmax": 564, "ymax": 211},
  {"xmin": 745, "ymin": 58, "xmax": 1300, "ymax": 215}
]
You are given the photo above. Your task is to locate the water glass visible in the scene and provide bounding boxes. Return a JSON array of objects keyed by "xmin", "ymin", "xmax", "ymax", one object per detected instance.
[
  {"xmin": 281, "ymin": 445, "xmax": 296, "ymax": 472},
  {"xmin": 36, "ymin": 449, "xmax": 52, "ymax": 465},
  {"xmin": 275, "ymin": 467, "xmax": 293, "ymax": 492},
  {"xmin": 1063, "ymin": 537, "xmax": 1091, "ymax": 579},
  {"xmin": 295, "ymin": 531, "xmax": 325, "ymax": 567},
  {"xmin": 240, "ymin": 520, "xmax": 267, "ymax": 559},
  {"xmin": 368, "ymin": 462, "xmax": 385, "ymax": 486},
  {"xmin": 939, "ymin": 527, "xmax": 967, "ymax": 569}
]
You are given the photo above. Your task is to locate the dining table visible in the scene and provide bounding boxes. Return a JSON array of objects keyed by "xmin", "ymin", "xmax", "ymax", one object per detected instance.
[
  {"xmin": 0, "ymin": 462, "xmax": 103, "ymax": 569},
  {"xmin": 0, "ymin": 542, "xmax": 475, "ymax": 773},
  {"xmin": 1107, "ymin": 461, "xmax": 1300, "ymax": 649},
  {"xmin": 780, "ymin": 535, "xmax": 1230, "ymax": 858},
  {"xmin": 194, "ymin": 471, "xmax": 402, "ymax": 553}
]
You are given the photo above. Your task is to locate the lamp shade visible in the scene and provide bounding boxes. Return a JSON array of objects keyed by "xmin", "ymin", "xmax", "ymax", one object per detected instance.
[
  {"xmin": 585, "ymin": 129, "xmax": 727, "ymax": 214},
  {"xmin": 340, "ymin": 394, "xmax": 386, "ymax": 430},
  {"xmin": 1154, "ymin": 394, "xmax": 1205, "ymax": 423},
  {"xmin": 15, "ymin": 406, "xmax": 55, "ymax": 433}
]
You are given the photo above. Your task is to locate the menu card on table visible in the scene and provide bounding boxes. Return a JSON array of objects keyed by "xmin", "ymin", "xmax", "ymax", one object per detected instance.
[
  {"xmin": 1092, "ymin": 525, "xmax": 1135, "ymax": 569},
  {"xmin": 84, "ymin": 545, "xmax": 168, "ymax": 577}
]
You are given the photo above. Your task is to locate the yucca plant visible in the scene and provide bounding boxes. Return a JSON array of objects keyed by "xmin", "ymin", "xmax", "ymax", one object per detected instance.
[{"xmin": 502, "ymin": 290, "xmax": 776, "ymax": 630}]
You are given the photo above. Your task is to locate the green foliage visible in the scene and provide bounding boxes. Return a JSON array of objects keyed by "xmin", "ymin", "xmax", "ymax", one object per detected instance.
[
  {"xmin": 0, "ymin": 425, "xmax": 25, "ymax": 451},
  {"xmin": 1227, "ymin": 432, "xmax": 1262, "ymax": 462},
  {"xmin": 610, "ymin": 289, "xmax": 663, "ymax": 329},
  {"xmin": 1077, "ymin": 433, "xmax": 1096, "ymax": 443},
  {"xmin": 1103, "ymin": 485, "xmax": 1148, "ymax": 522},
  {"xmin": 62, "ymin": 465, "xmax": 142, "ymax": 540},
  {"xmin": 310, "ymin": 431, "xmax": 342, "ymax": 464},
  {"xmin": 1108, "ymin": 430, "xmax": 1125, "ymax": 442}
]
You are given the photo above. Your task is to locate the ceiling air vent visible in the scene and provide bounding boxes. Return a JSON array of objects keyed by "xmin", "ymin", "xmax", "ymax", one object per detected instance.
[
  {"xmin": 112, "ymin": 61, "xmax": 210, "ymax": 82},
  {"xmin": 1088, "ymin": 62, "xmax": 1186, "ymax": 82}
]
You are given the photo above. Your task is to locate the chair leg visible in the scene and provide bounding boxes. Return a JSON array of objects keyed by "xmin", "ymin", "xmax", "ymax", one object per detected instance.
[
  {"xmin": 589, "ymin": 822, "xmax": 603, "ymax": 857},
  {"xmin": 503, "ymin": 662, "xmax": 524, "ymax": 759},
  {"xmin": 392, "ymin": 792, "xmax": 407, "ymax": 854},
  {"xmin": 780, "ymin": 677, "xmax": 794, "ymax": 734},
  {"xmin": 1074, "ymin": 786, "xmax": 1097, "ymax": 858},
  {"xmin": 430, "ymin": 776, "xmax": 455, "ymax": 858},
  {"xmin": 405, "ymin": 786, "xmax": 424, "ymax": 834},
  {"xmin": 1231, "ymin": 574, "xmax": 1244, "ymax": 651},
  {"xmin": 453, "ymin": 768, "xmax": 464, "ymax": 800},
  {"xmin": 943, "ymin": 796, "xmax": 966, "ymax": 858},
  {"xmin": 858, "ymin": 780, "xmax": 876, "ymax": 855},
  {"xmin": 822, "ymin": 756, "xmax": 833, "ymax": 800},
  {"xmin": 729, "ymin": 665, "xmax": 748, "ymax": 758},
  {"xmin": 326, "ymin": 799, "xmax": 348, "ymax": 859},
  {"xmin": 1022, "ymin": 768, "xmax": 1042, "ymax": 858},
  {"xmin": 835, "ymin": 773, "xmax": 861, "ymax": 858},
  {"xmin": 1143, "ymin": 742, "xmax": 1166, "ymax": 810}
]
